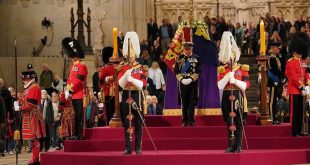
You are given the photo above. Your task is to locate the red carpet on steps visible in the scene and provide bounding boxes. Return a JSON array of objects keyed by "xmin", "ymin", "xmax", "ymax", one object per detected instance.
[
  {"xmin": 41, "ymin": 149, "xmax": 310, "ymax": 165},
  {"xmin": 144, "ymin": 115, "xmax": 258, "ymax": 126},
  {"xmin": 40, "ymin": 115, "xmax": 310, "ymax": 165}
]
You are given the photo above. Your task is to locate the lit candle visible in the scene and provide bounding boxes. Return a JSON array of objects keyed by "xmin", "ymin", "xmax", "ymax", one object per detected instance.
[
  {"xmin": 260, "ymin": 20, "xmax": 266, "ymax": 56},
  {"xmin": 112, "ymin": 27, "xmax": 118, "ymax": 59}
]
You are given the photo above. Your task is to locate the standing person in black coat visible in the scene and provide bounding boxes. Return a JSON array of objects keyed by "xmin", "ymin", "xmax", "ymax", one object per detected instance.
[
  {"xmin": 0, "ymin": 95, "xmax": 6, "ymax": 157},
  {"xmin": 147, "ymin": 18, "xmax": 159, "ymax": 50},
  {"xmin": 0, "ymin": 79, "xmax": 14, "ymax": 155},
  {"xmin": 267, "ymin": 42, "xmax": 284, "ymax": 125}
]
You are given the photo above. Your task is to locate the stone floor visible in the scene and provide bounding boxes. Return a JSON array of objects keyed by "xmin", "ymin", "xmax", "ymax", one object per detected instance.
[{"xmin": 1, "ymin": 148, "xmax": 56, "ymax": 165}]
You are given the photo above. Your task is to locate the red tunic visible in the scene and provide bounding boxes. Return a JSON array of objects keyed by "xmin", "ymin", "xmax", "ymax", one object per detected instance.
[
  {"xmin": 285, "ymin": 57, "xmax": 310, "ymax": 94},
  {"xmin": 99, "ymin": 64, "xmax": 115, "ymax": 96},
  {"xmin": 19, "ymin": 84, "xmax": 46, "ymax": 140},
  {"xmin": 67, "ymin": 62, "xmax": 88, "ymax": 99},
  {"xmin": 217, "ymin": 64, "xmax": 250, "ymax": 89},
  {"xmin": 117, "ymin": 62, "xmax": 147, "ymax": 89}
]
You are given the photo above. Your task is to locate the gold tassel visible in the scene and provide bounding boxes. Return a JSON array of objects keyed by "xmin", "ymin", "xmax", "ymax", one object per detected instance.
[{"xmin": 243, "ymin": 93, "xmax": 248, "ymax": 113}]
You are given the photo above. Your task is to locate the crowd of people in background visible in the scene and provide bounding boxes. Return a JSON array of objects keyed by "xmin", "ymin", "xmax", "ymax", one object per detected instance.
[{"xmin": 1, "ymin": 13, "xmax": 310, "ymax": 156}]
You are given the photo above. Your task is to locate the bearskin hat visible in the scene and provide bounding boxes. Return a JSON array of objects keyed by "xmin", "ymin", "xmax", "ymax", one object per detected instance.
[
  {"xmin": 288, "ymin": 32, "xmax": 310, "ymax": 59},
  {"xmin": 62, "ymin": 37, "xmax": 85, "ymax": 59},
  {"xmin": 101, "ymin": 46, "xmax": 113, "ymax": 64}
]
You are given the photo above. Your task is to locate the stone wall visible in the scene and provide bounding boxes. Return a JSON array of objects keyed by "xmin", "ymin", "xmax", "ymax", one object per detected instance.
[
  {"xmin": 0, "ymin": 0, "xmax": 154, "ymax": 57},
  {"xmin": 155, "ymin": 0, "xmax": 310, "ymax": 25},
  {"xmin": 0, "ymin": 56, "xmax": 65, "ymax": 92}
]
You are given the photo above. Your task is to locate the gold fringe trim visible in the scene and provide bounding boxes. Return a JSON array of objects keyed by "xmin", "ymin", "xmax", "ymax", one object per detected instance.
[{"xmin": 163, "ymin": 108, "xmax": 222, "ymax": 116}]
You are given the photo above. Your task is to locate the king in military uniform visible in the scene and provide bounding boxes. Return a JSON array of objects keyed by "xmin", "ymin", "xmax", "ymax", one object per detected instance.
[
  {"xmin": 62, "ymin": 37, "xmax": 88, "ymax": 140},
  {"xmin": 174, "ymin": 27, "xmax": 200, "ymax": 127},
  {"xmin": 118, "ymin": 32, "xmax": 147, "ymax": 155},
  {"xmin": 217, "ymin": 32, "xmax": 250, "ymax": 153}
]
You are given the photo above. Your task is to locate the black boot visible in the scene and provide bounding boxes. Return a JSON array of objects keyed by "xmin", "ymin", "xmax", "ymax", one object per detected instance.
[
  {"xmin": 135, "ymin": 138, "xmax": 142, "ymax": 155},
  {"xmin": 235, "ymin": 147, "xmax": 242, "ymax": 153},
  {"xmin": 225, "ymin": 132, "xmax": 235, "ymax": 153},
  {"xmin": 123, "ymin": 132, "xmax": 132, "ymax": 155}
]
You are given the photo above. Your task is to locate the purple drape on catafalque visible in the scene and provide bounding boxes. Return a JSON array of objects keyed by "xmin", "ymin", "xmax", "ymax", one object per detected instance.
[
  {"xmin": 164, "ymin": 68, "xmax": 180, "ymax": 109},
  {"xmin": 196, "ymin": 64, "xmax": 220, "ymax": 108},
  {"xmin": 164, "ymin": 64, "xmax": 220, "ymax": 109}
]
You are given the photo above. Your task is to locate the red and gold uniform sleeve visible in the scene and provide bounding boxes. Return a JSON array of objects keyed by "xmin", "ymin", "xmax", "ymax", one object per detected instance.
[
  {"xmin": 117, "ymin": 64, "xmax": 147, "ymax": 88},
  {"xmin": 241, "ymin": 64, "xmax": 250, "ymax": 89},
  {"xmin": 217, "ymin": 65, "xmax": 227, "ymax": 81},
  {"xmin": 19, "ymin": 84, "xmax": 41, "ymax": 111},
  {"xmin": 99, "ymin": 65, "xmax": 115, "ymax": 96},
  {"xmin": 285, "ymin": 59, "xmax": 303, "ymax": 89}
]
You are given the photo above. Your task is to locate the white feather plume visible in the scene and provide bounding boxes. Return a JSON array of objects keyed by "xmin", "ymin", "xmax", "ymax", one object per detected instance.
[
  {"xmin": 122, "ymin": 32, "xmax": 140, "ymax": 58},
  {"xmin": 218, "ymin": 31, "xmax": 240, "ymax": 63}
]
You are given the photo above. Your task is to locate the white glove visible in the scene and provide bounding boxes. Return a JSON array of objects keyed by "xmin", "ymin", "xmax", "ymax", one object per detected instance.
[
  {"xmin": 65, "ymin": 91, "xmax": 71, "ymax": 99},
  {"xmin": 230, "ymin": 76, "xmax": 236, "ymax": 84},
  {"xmin": 98, "ymin": 103, "xmax": 104, "ymax": 108},
  {"xmin": 125, "ymin": 69, "xmax": 132, "ymax": 77},
  {"xmin": 304, "ymin": 86, "xmax": 310, "ymax": 95},
  {"xmin": 105, "ymin": 76, "xmax": 110, "ymax": 83},
  {"xmin": 218, "ymin": 72, "xmax": 232, "ymax": 90},
  {"xmin": 181, "ymin": 78, "xmax": 192, "ymax": 85},
  {"xmin": 14, "ymin": 101, "xmax": 20, "ymax": 111},
  {"xmin": 127, "ymin": 74, "xmax": 134, "ymax": 83}
]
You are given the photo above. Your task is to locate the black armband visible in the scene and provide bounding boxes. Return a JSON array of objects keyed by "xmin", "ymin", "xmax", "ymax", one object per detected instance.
[
  {"xmin": 77, "ymin": 74, "xmax": 85, "ymax": 81},
  {"xmin": 27, "ymin": 99, "xmax": 38, "ymax": 105}
]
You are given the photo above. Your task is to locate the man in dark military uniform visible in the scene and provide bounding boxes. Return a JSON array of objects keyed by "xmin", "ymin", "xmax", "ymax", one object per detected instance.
[
  {"xmin": 267, "ymin": 42, "xmax": 283, "ymax": 125},
  {"xmin": 217, "ymin": 32, "xmax": 250, "ymax": 153},
  {"xmin": 174, "ymin": 34, "xmax": 201, "ymax": 127},
  {"xmin": 118, "ymin": 32, "xmax": 147, "ymax": 155},
  {"xmin": 285, "ymin": 32, "xmax": 310, "ymax": 137}
]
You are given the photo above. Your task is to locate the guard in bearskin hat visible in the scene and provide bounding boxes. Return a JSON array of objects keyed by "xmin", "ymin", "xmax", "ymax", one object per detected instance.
[
  {"xmin": 99, "ymin": 46, "xmax": 116, "ymax": 126},
  {"xmin": 14, "ymin": 65, "xmax": 46, "ymax": 165},
  {"xmin": 118, "ymin": 32, "xmax": 147, "ymax": 155},
  {"xmin": 61, "ymin": 37, "xmax": 88, "ymax": 140},
  {"xmin": 217, "ymin": 31, "xmax": 250, "ymax": 153},
  {"xmin": 267, "ymin": 41, "xmax": 284, "ymax": 125},
  {"xmin": 285, "ymin": 32, "xmax": 310, "ymax": 136}
]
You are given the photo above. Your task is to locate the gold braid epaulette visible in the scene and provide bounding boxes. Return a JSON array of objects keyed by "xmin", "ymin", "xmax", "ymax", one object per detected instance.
[
  {"xmin": 241, "ymin": 64, "xmax": 249, "ymax": 71},
  {"xmin": 217, "ymin": 66, "xmax": 226, "ymax": 74}
]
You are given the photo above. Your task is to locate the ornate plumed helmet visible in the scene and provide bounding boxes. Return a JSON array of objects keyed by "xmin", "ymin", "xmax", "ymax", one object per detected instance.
[
  {"xmin": 122, "ymin": 32, "xmax": 140, "ymax": 59},
  {"xmin": 101, "ymin": 46, "xmax": 113, "ymax": 64},
  {"xmin": 288, "ymin": 32, "xmax": 310, "ymax": 59},
  {"xmin": 61, "ymin": 37, "xmax": 85, "ymax": 59},
  {"xmin": 218, "ymin": 31, "xmax": 240, "ymax": 64}
]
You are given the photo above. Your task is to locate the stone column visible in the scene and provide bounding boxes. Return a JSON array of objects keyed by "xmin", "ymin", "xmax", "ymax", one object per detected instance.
[{"xmin": 233, "ymin": 0, "xmax": 252, "ymax": 24}]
